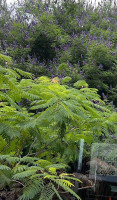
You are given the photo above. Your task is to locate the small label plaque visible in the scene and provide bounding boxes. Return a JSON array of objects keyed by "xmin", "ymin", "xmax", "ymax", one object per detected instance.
[{"xmin": 90, "ymin": 143, "xmax": 117, "ymax": 182}]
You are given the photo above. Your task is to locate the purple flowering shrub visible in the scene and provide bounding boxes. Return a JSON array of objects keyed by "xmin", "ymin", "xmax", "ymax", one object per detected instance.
[
  {"xmin": 88, "ymin": 44, "xmax": 114, "ymax": 70},
  {"xmin": 1, "ymin": 0, "xmax": 117, "ymax": 105},
  {"xmin": 70, "ymin": 37, "xmax": 87, "ymax": 65}
]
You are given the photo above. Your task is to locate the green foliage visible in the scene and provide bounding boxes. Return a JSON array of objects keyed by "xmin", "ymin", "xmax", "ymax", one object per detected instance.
[
  {"xmin": 1, "ymin": 0, "xmax": 117, "ymax": 197},
  {"xmin": 88, "ymin": 43, "xmax": 114, "ymax": 70},
  {"xmin": 1, "ymin": 0, "xmax": 117, "ymax": 108},
  {"xmin": 74, "ymin": 80, "xmax": 88, "ymax": 89},
  {"xmin": 0, "ymin": 155, "xmax": 81, "ymax": 200},
  {"xmin": 61, "ymin": 76, "xmax": 72, "ymax": 84},
  {"xmin": 30, "ymin": 33, "xmax": 56, "ymax": 62},
  {"xmin": 0, "ymin": 63, "xmax": 117, "ymax": 164},
  {"xmin": 0, "ymin": 54, "xmax": 12, "ymax": 66},
  {"xmin": 58, "ymin": 63, "xmax": 68, "ymax": 72},
  {"xmin": 70, "ymin": 38, "xmax": 87, "ymax": 65}
]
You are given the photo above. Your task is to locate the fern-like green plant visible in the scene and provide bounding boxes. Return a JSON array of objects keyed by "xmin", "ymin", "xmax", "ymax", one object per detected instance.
[
  {"xmin": 0, "ymin": 56, "xmax": 117, "ymax": 199},
  {"xmin": 0, "ymin": 155, "xmax": 81, "ymax": 200},
  {"xmin": 0, "ymin": 54, "xmax": 12, "ymax": 66},
  {"xmin": 0, "ymin": 61, "xmax": 117, "ymax": 161}
]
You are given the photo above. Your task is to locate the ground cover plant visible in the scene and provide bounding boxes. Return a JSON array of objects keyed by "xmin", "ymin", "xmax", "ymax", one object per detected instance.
[{"xmin": 1, "ymin": 0, "xmax": 117, "ymax": 199}]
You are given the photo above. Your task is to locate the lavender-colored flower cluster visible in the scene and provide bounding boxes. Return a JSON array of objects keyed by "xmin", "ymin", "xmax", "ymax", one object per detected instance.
[{"xmin": 0, "ymin": 0, "xmax": 117, "ymax": 105}]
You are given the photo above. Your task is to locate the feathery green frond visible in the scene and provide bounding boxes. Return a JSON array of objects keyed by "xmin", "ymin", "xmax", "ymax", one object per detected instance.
[
  {"xmin": 18, "ymin": 180, "xmax": 43, "ymax": 200},
  {"xmin": 14, "ymin": 68, "xmax": 33, "ymax": 79},
  {"xmin": 0, "ymin": 165, "xmax": 11, "ymax": 171}
]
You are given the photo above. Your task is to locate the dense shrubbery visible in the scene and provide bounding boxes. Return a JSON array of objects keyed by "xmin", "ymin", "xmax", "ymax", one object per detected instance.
[
  {"xmin": 0, "ymin": 56, "xmax": 117, "ymax": 199},
  {"xmin": 0, "ymin": 0, "xmax": 117, "ymax": 105},
  {"xmin": 1, "ymin": 0, "xmax": 117, "ymax": 199}
]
